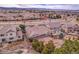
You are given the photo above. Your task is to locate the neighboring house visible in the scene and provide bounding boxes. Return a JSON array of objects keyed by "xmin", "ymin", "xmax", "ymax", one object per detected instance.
[
  {"xmin": 48, "ymin": 21, "xmax": 66, "ymax": 39},
  {"xmin": 26, "ymin": 25, "xmax": 50, "ymax": 38},
  {"xmin": 0, "ymin": 25, "xmax": 22, "ymax": 43},
  {"xmin": 62, "ymin": 23, "xmax": 76, "ymax": 33},
  {"xmin": 49, "ymin": 21, "xmax": 62, "ymax": 35},
  {"xmin": 62, "ymin": 23, "xmax": 79, "ymax": 35},
  {"xmin": 74, "ymin": 24, "xmax": 79, "ymax": 34}
]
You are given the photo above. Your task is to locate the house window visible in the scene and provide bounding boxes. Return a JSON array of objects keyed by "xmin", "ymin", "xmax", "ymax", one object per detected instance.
[
  {"xmin": 2, "ymin": 38, "xmax": 6, "ymax": 42},
  {"xmin": 0, "ymin": 34, "xmax": 4, "ymax": 37},
  {"xmin": 10, "ymin": 33, "xmax": 12, "ymax": 35},
  {"xmin": 18, "ymin": 36, "xmax": 21, "ymax": 38},
  {"xmin": 9, "ymin": 37, "xmax": 14, "ymax": 40}
]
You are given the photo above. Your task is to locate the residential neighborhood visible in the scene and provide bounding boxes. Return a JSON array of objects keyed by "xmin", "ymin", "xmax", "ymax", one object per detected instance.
[{"xmin": 0, "ymin": 5, "xmax": 79, "ymax": 54}]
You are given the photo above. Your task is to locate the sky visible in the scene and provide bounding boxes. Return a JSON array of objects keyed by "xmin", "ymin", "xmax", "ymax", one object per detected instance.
[{"xmin": 0, "ymin": 4, "xmax": 79, "ymax": 10}]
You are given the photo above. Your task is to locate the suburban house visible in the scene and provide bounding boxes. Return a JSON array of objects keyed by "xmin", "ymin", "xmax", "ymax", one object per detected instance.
[
  {"xmin": 26, "ymin": 25, "xmax": 50, "ymax": 38},
  {"xmin": 62, "ymin": 23, "xmax": 79, "ymax": 35},
  {"xmin": 0, "ymin": 25, "xmax": 22, "ymax": 43},
  {"xmin": 49, "ymin": 21, "xmax": 64, "ymax": 39},
  {"xmin": 74, "ymin": 24, "xmax": 79, "ymax": 34},
  {"xmin": 62, "ymin": 23, "xmax": 75, "ymax": 33}
]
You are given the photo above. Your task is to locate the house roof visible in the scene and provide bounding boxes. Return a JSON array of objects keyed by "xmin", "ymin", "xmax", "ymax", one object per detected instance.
[
  {"xmin": 50, "ymin": 21, "xmax": 62, "ymax": 29},
  {"xmin": 62, "ymin": 22, "xmax": 77, "ymax": 29},
  {"xmin": 0, "ymin": 25, "xmax": 16, "ymax": 34},
  {"xmin": 26, "ymin": 25, "xmax": 50, "ymax": 38}
]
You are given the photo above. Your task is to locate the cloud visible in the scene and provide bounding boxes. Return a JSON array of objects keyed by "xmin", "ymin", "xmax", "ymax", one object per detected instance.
[
  {"xmin": 17, "ymin": 4, "xmax": 79, "ymax": 10},
  {"xmin": 0, "ymin": 4, "xmax": 21, "ymax": 8},
  {"xmin": 0, "ymin": 4, "xmax": 79, "ymax": 10}
]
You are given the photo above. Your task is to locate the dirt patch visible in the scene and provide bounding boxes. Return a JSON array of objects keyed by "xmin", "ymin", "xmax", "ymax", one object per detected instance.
[{"xmin": 37, "ymin": 36, "xmax": 64, "ymax": 48}]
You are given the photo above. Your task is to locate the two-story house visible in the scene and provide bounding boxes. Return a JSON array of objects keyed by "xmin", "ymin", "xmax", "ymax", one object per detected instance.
[{"xmin": 0, "ymin": 25, "xmax": 22, "ymax": 43}]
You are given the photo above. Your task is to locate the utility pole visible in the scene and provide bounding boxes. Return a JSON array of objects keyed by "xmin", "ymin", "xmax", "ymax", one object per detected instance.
[
  {"xmin": 49, "ymin": 19, "xmax": 52, "ymax": 37},
  {"xmin": 22, "ymin": 13, "xmax": 27, "ymax": 42}
]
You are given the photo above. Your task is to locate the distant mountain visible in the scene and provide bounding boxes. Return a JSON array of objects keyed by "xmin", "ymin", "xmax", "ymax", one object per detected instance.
[
  {"xmin": 0, "ymin": 7, "xmax": 50, "ymax": 10},
  {"xmin": 0, "ymin": 7, "xmax": 79, "ymax": 12}
]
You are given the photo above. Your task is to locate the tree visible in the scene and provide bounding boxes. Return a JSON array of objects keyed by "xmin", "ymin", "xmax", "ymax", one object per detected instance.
[
  {"xmin": 67, "ymin": 14, "xmax": 70, "ymax": 16},
  {"xmin": 52, "ymin": 15, "xmax": 61, "ymax": 19},
  {"xmin": 48, "ymin": 14, "xmax": 53, "ymax": 19},
  {"xmin": 62, "ymin": 40, "xmax": 76, "ymax": 53},
  {"xmin": 54, "ymin": 40, "xmax": 79, "ymax": 54},
  {"xmin": 76, "ymin": 18, "xmax": 79, "ymax": 21},
  {"xmin": 32, "ymin": 40, "xmax": 55, "ymax": 54},
  {"xmin": 59, "ymin": 33, "xmax": 64, "ymax": 39},
  {"xmin": 19, "ymin": 24, "xmax": 26, "ymax": 41},
  {"xmin": 42, "ymin": 46, "xmax": 50, "ymax": 54},
  {"xmin": 37, "ymin": 41, "xmax": 44, "ymax": 53},
  {"xmin": 32, "ymin": 39, "xmax": 44, "ymax": 53},
  {"xmin": 53, "ymin": 48, "xmax": 66, "ymax": 54},
  {"xmin": 55, "ymin": 15, "xmax": 61, "ymax": 19},
  {"xmin": 42, "ymin": 41, "xmax": 55, "ymax": 54},
  {"xmin": 28, "ymin": 38, "xmax": 34, "ymax": 42}
]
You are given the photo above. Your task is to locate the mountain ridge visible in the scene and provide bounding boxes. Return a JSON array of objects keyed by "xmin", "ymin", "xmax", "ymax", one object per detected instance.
[{"xmin": 0, "ymin": 7, "xmax": 79, "ymax": 12}]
